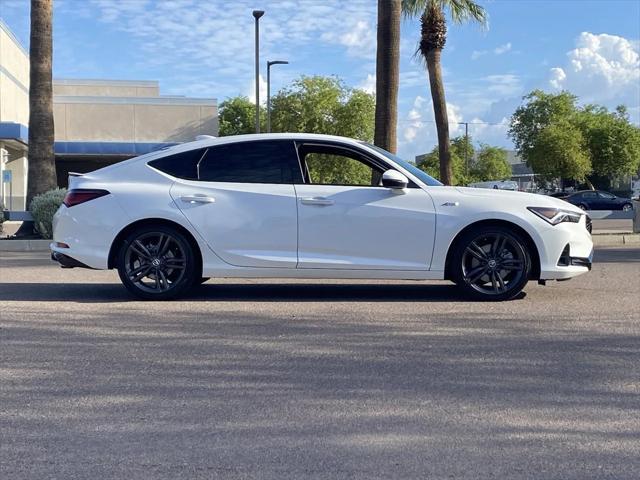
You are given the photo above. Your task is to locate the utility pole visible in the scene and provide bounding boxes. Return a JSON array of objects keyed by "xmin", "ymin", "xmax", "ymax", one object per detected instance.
[
  {"xmin": 266, "ymin": 60, "xmax": 288, "ymax": 133},
  {"xmin": 252, "ymin": 10, "xmax": 264, "ymax": 133}
]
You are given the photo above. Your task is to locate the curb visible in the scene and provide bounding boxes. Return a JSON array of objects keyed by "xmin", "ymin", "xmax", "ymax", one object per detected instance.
[
  {"xmin": 0, "ymin": 239, "xmax": 51, "ymax": 252},
  {"xmin": 592, "ymin": 233, "xmax": 640, "ymax": 246}
]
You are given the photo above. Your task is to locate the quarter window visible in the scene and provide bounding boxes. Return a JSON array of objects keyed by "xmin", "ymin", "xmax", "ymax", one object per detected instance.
[{"xmin": 148, "ymin": 148, "xmax": 205, "ymax": 180}]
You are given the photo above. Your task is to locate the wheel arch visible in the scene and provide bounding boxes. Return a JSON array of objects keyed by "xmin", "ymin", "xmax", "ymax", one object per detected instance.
[
  {"xmin": 443, "ymin": 219, "xmax": 541, "ymax": 281},
  {"xmin": 107, "ymin": 218, "xmax": 203, "ymax": 276}
]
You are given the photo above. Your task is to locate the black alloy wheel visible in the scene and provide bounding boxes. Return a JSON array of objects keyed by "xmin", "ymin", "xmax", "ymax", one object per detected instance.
[
  {"xmin": 453, "ymin": 226, "xmax": 531, "ymax": 301},
  {"xmin": 117, "ymin": 225, "xmax": 197, "ymax": 300}
]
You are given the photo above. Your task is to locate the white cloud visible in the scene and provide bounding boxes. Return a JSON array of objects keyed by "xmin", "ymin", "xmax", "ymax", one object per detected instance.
[
  {"xmin": 322, "ymin": 20, "xmax": 376, "ymax": 58},
  {"xmin": 548, "ymin": 32, "xmax": 640, "ymax": 107},
  {"xmin": 245, "ymin": 74, "xmax": 268, "ymax": 105},
  {"xmin": 357, "ymin": 73, "xmax": 376, "ymax": 94},
  {"xmin": 484, "ymin": 74, "xmax": 522, "ymax": 96},
  {"xmin": 471, "ymin": 50, "xmax": 488, "ymax": 60},
  {"xmin": 494, "ymin": 42, "xmax": 512, "ymax": 55}
]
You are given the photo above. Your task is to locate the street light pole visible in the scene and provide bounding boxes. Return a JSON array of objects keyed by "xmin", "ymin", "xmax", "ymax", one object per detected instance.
[
  {"xmin": 252, "ymin": 10, "xmax": 264, "ymax": 133},
  {"xmin": 266, "ymin": 60, "xmax": 288, "ymax": 133}
]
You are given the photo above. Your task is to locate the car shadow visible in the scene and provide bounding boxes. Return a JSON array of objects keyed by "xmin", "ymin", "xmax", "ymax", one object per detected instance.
[{"xmin": 0, "ymin": 282, "xmax": 527, "ymax": 303}]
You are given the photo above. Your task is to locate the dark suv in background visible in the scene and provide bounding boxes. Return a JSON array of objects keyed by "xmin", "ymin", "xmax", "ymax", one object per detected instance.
[{"xmin": 564, "ymin": 190, "xmax": 634, "ymax": 211}]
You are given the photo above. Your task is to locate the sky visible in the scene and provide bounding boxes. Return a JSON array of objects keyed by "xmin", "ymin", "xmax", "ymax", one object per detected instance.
[{"xmin": 1, "ymin": 0, "xmax": 639, "ymax": 161}]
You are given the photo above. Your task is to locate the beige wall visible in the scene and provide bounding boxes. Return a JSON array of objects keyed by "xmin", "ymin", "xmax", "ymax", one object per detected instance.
[
  {"xmin": 53, "ymin": 80, "xmax": 159, "ymax": 98},
  {"xmin": 0, "ymin": 21, "xmax": 29, "ymax": 125},
  {"xmin": 54, "ymin": 98, "xmax": 218, "ymax": 143}
]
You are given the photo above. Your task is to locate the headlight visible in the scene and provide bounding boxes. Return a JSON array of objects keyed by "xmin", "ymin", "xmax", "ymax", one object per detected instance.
[{"xmin": 527, "ymin": 206, "xmax": 582, "ymax": 225}]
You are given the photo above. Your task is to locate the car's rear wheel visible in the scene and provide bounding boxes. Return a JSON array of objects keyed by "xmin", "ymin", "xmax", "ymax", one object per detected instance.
[
  {"xmin": 452, "ymin": 226, "xmax": 531, "ymax": 301},
  {"xmin": 622, "ymin": 203, "xmax": 633, "ymax": 212},
  {"xmin": 116, "ymin": 225, "xmax": 197, "ymax": 300}
]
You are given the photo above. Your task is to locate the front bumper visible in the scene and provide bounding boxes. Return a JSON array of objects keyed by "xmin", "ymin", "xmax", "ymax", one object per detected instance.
[{"xmin": 538, "ymin": 214, "xmax": 593, "ymax": 280}]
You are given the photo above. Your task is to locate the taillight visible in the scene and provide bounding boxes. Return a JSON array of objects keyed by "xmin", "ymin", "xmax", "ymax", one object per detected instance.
[{"xmin": 63, "ymin": 189, "xmax": 110, "ymax": 207}]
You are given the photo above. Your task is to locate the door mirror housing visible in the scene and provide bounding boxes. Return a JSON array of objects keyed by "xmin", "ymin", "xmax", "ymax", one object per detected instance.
[{"xmin": 382, "ymin": 169, "xmax": 409, "ymax": 189}]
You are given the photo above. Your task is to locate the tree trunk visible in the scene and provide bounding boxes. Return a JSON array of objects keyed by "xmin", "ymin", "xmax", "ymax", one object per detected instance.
[
  {"xmin": 425, "ymin": 49, "xmax": 452, "ymax": 185},
  {"xmin": 373, "ymin": 0, "xmax": 400, "ymax": 153},
  {"xmin": 27, "ymin": 0, "xmax": 57, "ymax": 206}
]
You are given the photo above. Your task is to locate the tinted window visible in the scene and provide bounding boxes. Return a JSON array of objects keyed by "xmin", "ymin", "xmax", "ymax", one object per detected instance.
[
  {"xmin": 199, "ymin": 140, "xmax": 302, "ymax": 184},
  {"xmin": 581, "ymin": 191, "xmax": 597, "ymax": 199},
  {"xmin": 148, "ymin": 148, "xmax": 206, "ymax": 180},
  {"xmin": 598, "ymin": 192, "xmax": 615, "ymax": 199},
  {"xmin": 298, "ymin": 144, "xmax": 383, "ymax": 186}
]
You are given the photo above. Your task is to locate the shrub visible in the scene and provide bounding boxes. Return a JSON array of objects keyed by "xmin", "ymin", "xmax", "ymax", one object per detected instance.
[
  {"xmin": 0, "ymin": 203, "xmax": 5, "ymax": 234},
  {"xmin": 29, "ymin": 188, "xmax": 67, "ymax": 239}
]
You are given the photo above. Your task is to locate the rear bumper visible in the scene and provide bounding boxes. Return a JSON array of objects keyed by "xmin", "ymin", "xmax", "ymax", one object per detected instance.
[{"xmin": 50, "ymin": 249, "xmax": 93, "ymax": 269}]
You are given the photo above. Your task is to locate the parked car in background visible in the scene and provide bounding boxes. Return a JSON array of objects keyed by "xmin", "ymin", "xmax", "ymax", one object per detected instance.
[
  {"xmin": 564, "ymin": 190, "xmax": 634, "ymax": 211},
  {"xmin": 468, "ymin": 180, "xmax": 519, "ymax": 191},
  {"xmin": 50, "ymin": 133, "xmax": 593, "ymax": 301}
]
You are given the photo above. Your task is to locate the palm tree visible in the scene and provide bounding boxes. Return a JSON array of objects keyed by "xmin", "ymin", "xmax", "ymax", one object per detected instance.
[
  {"xmin": 402, "ymin": 0, "xmax": 486, "ymax": 185},
  {"xmin": 374, "ymin": 0, "xmax": 401, "ymax": 153},
  {"xmin": 26, "ymin": 0, "xmax": 57, "ymax": 205}
]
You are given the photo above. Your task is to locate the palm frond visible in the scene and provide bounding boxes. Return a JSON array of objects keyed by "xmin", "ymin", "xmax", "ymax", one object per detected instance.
[{"xmin": 401, "ymin": 0, "xmax": 488, "ymax": 28}]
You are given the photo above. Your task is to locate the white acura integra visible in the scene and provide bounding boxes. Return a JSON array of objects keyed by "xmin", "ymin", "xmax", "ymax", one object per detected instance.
[{"xmin": 51, "ymin": 133, "xmax": 593, "ymax": 301}]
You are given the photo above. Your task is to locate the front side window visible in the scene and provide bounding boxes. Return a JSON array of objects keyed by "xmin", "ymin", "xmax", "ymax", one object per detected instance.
[
  {"xmin": 298, "ymin": 144, "xmax": 383, "ymax": 187},
  {"xmin": 198, "ymin": 140, "xmax": 302, "ymax": 184}
]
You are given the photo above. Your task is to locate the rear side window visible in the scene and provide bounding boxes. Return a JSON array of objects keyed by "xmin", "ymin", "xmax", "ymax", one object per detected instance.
[
  {"xmin": 148, "ymin": 148, "xmax": 205, "ymax": 180},
  {"xmin": 198, "ymin": 140, "xmax": 302, "ymax": 184}
]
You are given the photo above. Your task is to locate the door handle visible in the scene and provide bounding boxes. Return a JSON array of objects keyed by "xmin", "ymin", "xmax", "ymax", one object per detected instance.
[
  {"xmin": 180, "ymin": 194, "xmax": 215, "ymax": 204},
  {"xmin": 300, "ymin": 197, "xmax": 334, "ymax": 206}
]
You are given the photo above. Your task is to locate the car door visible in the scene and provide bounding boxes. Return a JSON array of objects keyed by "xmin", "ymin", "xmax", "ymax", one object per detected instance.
[
  {"xmin": 581, "ymin": 191, "xmax": 597, "ymax": 209},
  {"xmin": 169, "ymin": 140, "xmax": 302, "ymax": 268},
  {"xmin": 294, "ymin": 142, "xmax": 436, "ymax": 270}
]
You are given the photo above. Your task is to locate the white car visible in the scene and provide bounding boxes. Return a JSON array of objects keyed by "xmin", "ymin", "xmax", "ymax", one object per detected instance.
[{"xmin": 51, "ymin": 133, "xmax": 593, "ymax": 301}]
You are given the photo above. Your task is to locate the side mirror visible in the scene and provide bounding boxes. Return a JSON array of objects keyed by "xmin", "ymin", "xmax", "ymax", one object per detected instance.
[{"xmin": 382, "ymin": 169, "xmax": 408, "ymax": 189}]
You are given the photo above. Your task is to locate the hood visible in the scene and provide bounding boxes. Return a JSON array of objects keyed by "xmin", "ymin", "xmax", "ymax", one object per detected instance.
[{"xmin": 454, "ymin": 187, "xmax": 584, "ymax": 213}]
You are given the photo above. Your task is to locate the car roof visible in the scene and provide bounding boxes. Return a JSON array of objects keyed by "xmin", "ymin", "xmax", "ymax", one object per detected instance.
[{"xmin": 162, "ymin": 133, "xmax": 369, "ymax": 155}]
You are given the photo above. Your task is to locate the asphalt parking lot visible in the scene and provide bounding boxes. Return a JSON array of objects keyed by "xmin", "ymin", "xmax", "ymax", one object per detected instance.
[{"xmin": 1, "ymin": 247, "xmax": 639, "ymax": 479}]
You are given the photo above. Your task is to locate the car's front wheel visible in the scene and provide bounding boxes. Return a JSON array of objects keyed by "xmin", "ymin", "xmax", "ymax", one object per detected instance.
[
  {"xmin": 116, "ymin": 225, "xmax": 197, "ymax": 300},
  {"xmin": 452, "ymin": 226, "xmax": 532, "ymax": 301}
]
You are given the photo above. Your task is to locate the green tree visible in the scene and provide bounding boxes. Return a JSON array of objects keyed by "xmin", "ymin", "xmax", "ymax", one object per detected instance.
[
  {"xmin": 528, "ymin": 119, "xmax": 591, "ymax": 181},
  {"xmin": 374, "ymin": 0, "xmax": 401, "ymax": 153},
  {"xmin": 416, "ymin": 134, "xmax": 475, "ymax": 185},
  {"xmin": 576, "ymin": 105, "xmax": 640, "ymax": 178},
  {"xmin": 509, "ymin": 90, "xmax": 589, "ymax": 181},
  {"xmin": 472, "ymin": 145, "xmax": 511, "ymax": 181},
  {"xmin": 270, "ymin": 76, "xmax": 375, "ymax": 140},
  {"xmin": 402, "ymin": 0, "xmax": 487, "ymax": 185},
  {"xmin": 27, "ymin": 0, "xmax": 57, "ymax": 205},
  {"xmin": 218, "ymin": 96, "xmax": 264, "ymax": 136}
]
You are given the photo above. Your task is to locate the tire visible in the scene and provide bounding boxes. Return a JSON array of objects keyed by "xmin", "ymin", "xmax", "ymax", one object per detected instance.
[
  {"xmin": 451, "ymin": 225, "xmax": 532, "ymax": 301},
  {"xmin": 622, "ymin": 203, "xmax": 633, "ymax": 212},
  {"xmin": 116, "ymin": 224, "xmax": 197, "ymax": 300},
  {"xmin": 578, "ymin": 203, "xmax": 588, "ymax": 211},
  {"xmin": 199, "ymin": 277, "xmax": 210, "ymax": 284}
]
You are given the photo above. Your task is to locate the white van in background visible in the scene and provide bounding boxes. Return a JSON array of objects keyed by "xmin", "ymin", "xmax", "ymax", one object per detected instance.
[{"xmin": 468, "ymin": 180, "xmax": 519, "ymax": 191}]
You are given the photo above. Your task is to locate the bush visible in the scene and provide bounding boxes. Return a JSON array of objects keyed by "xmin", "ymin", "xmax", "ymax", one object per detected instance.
[
  {"xmin": 0, "ymin": 203, "xmax": 5, "ymax": 234},
  {"xmin": 29, "ymin": 188, "xmax": 67, "ymax": 239}
]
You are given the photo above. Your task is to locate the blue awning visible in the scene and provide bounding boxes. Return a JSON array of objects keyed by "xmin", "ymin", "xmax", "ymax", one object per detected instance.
[{"xmin": 0, "ymin": 122, "xmax": 28, "ymax": 144}]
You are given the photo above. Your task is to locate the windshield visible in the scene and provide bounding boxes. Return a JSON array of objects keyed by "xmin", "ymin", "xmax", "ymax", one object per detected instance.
[{"xmin": 360, "ymin": 142, "xmax": 443, "ymax": 186}]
